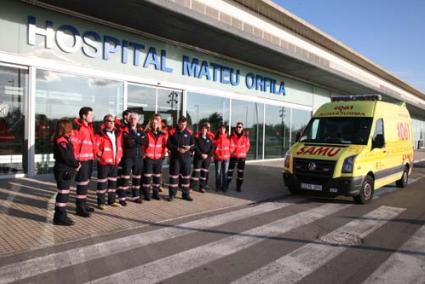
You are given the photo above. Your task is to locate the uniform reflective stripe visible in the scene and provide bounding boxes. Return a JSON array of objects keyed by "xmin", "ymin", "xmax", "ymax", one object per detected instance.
[
  {"xmin": 76, "ymin": 195, "xmax": 86, "ymax": 199},
  {"xmin": 143, "ymin": 184, "xmax": 151, "ymax": 187},
  {"xmin": 228, "ymin": 169, "xmax": 234, "ymax": 172},
  {"xmin": 121, "ymin": 175, "xmax": 131, "ymax": 179},
  {"xmin": 193, "ymin": 169, "xmax": 201, "ymax": 172},
  {"xmin": 191, "ymin": 177, "xmax": 199, "ymax": 181},
  {"xmin": 237, "ymin": 177, "xmax": 244, "ymax": 180},
  {"xmin": 104, "ymin": 148, "xmax": 112, "ymax": 151},
  {"xmin": 181, "ymin": 175, "xmax": 191, "ymax": 179},
  {"xmin": 153, "ymin": 174, "xmax": 161, "ymax": 177},
  {"xmin": 76, "ymin": 180, "xmax": 90, "ymax": 186},
  {"xmin": 79, "ymin": 153, "xmax": 94, "ymax": 158},
  {"xmin": 132, "ymin": 175, "xmax": 142, "ymax": 179},
  {"xmin": 119, "ymin": 197, "xmax": 126, "ymax": 201},
  {"xmin": 107, "ymin": 189, "xmax": 116, "ymax": 192},
  {"xmin": 199, "ymin": 177, "xmax": 207, "ymax": 180},
  {"xmin": 201, "ymin": 169, "xmax": 209, "ymax": 172},
  {"xmin": 81, "ymin": 140, "xmax": 93, "ymax": 145},
  {"xmin": 120, "ymin": 186, "xmax": 129, "ymax": 190},
  {"xmin": 181, "ymin": 184, "xmax": 190, "ymax": 187},
  {"xmin": 56, "ymin": 202, "xmax": 67, "ymax": 207},
  {"xmin": 96, "ymin": 190, "xmax": 107, "ymax": 194},
  {"xmin": 105, "ymin": 159, "xmax": 113, "ymax": 163},
  {"xmin": 237, "ymin": 169, "xmax": 244, "ymax": 173},
  {"xmin": 97, "ymin": 178, "xmax": 108, "ymax": 183},
  {"xmin": 168, "ymin": 184, "xmax": 178, "ymax": 187},
  {"xmin": 169, "ymin": 175, "xmax": 179, "ymax": 179},
  {"xmin": 152, "ymin": 184, "xmax": 160, "ymax": 187},
  {"xmin": 108, "ymin": 177, "xmax": 117, "ymax": 181},
  {"xmin": 144, "ymin": 174, "xmax": 153, "ymax": 177},
  {"xmin": 57, "ymin": 189, "xmax": 70, "ymax": 194}
]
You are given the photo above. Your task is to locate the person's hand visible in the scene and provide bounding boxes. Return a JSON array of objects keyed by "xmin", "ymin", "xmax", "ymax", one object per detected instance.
[
  {"xmin": 76, "ymin": 163, "xmax": 82, "ymax": 172},
  {"xmin": 183, "ymin": 145, "xmax": 191, "ymax": 151},
  {"xmin": 201, "ymin": 154, "xmax": 208, "ymax": 159},
  {"xmin": 178, "ymin": 147, "xmax": 186, "ymax": 153}
]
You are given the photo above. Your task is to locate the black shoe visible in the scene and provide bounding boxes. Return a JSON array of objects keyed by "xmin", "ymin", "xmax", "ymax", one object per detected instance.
[
  {"xmin": 183, "ymin": 195, "xmax": 193, "ymax": 201},
  {"xmin": 119, "ymin": 200, "xmax": 127, "ymax": 207},
  {"xmin": 144, "ymin": 195, "xmax": 151, "ymax": 201},
  {"xmin": 86, "ymin": 206, "xmax": 95, "ymax": 212},
  {"xmin": 236, "ymin": 187, "xmax": 242, "ymax": 192},
  {"xmin": 152, "ymin": 193, "xmax": 160, "ymax": 200},
  {"xmin": 134, "ymin": 198, "xmax": 143, "ymax": 204},
  {"xmin": 168, "ymin": 195, "xmax": 174, "ymax": 202},
  {"xmin": 53, "ymin": 217, "xmax": 75, "ymax": 226}
]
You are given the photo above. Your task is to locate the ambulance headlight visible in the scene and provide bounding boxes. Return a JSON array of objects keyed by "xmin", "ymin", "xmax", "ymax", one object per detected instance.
[
  {"xmin": 342, "ymin": 155, "xmax": 356, "ymax": 173},
  {"xmin": 284, "ymin": 152, "xmax": 292, "ymax": 169}
]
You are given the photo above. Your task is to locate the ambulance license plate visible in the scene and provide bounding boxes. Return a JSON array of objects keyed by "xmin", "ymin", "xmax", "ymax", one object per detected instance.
[{"xmin": 300, "ymin": 183, "xmax": 322, "ymax": 191}]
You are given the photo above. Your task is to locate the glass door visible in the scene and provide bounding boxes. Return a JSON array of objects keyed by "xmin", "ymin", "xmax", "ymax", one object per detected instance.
[{"xmin": 0, "ymin": 64, "xmax": 28, "ymax": 175}]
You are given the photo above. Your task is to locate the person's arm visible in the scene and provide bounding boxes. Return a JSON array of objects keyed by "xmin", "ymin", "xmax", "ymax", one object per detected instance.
[{"xmin": 57, "ymin": 141, "xmax": 79, "ymax": 168}]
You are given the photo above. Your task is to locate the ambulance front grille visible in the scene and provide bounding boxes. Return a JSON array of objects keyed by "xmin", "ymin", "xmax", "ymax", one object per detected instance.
[{"xmin": 293, "ymin": 158, "xmax": 336, "ymax": 180}]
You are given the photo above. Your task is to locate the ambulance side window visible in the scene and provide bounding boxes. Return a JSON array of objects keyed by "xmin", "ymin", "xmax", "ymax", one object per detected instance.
[{"xmin": 372, "ymin": 118, "xmax": 385, "ymax": 148}]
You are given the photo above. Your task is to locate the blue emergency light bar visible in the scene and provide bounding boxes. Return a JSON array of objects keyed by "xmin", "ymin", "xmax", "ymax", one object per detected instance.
[{"xmin": 331, "ymin": 95, "xmax": 382, "ymax": 102}]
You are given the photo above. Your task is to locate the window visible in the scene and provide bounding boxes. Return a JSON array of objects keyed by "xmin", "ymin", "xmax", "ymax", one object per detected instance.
[
  {"xmin": 127, "ymin": 84, "xmax": 182, "ymax": 128},
  {"xmin": 186, "ymin": 92, "xmax": 230, "ymax": 134},
  {"xmin": 0, "ymin": 65, "xmax": 27, "ymax": 175},
  {"xmin": 35, "ymin": 69, "xmax": 124, "ymax": 173},
  {"xmin": 264, "ymin": 105, "xmax": 290, "ymax": 158}
]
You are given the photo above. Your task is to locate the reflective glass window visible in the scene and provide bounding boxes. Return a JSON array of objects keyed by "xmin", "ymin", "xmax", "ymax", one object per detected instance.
[
  {"xmin": 187, "ymin": 93, "xmax": 230, "ymax": 133},
  {"xmin": 264, "ymin": 105, "xmax": 290, "ymax": 158},
  {"xmin": 35, "ymin": 69, "xmax": 124, "ymax": 174},
  {"xmin": 0, "ymin": 66, "xmax": 27, "ymax": 175}
]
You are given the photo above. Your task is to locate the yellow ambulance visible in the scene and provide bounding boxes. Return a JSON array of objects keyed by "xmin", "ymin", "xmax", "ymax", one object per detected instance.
[{"xmin": 282, "ymin": 95, "xmax": 413, "ymax": 204}]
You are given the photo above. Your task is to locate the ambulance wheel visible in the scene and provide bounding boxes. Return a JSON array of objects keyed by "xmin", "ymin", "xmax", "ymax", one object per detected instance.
[
  {"xmin": 353, "ymin": 175, "xmax": 374, "ymax": 204},
  {"xmin": 396, "ymin": 166, "xmax": 409, "ymax": 188},
  {"xmin": 287, "ymin": 185, "xmax": 299, "ymax": 194}
]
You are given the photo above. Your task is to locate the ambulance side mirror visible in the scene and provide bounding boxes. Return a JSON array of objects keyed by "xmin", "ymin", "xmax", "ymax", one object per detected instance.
[{"xmin": 372, "ymin": 134, "xmax": 385, "ymax": 149}]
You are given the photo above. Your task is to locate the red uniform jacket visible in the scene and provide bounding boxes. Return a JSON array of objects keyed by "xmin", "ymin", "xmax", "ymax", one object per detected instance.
[
  {"xmin": 70, "ymin": 118, "xmax": 97, "ymax": 161},
  {"xmin": 230, "ymin": 131, "xmax": 250, "ymax": 159},
  {"xmin": 144, "ymin": 130, "xmax": 168, "ymax": 160},
  {"xmin": 213, "ymin": 132, "xmax": 231, "ymax": 161},
  {"xmin": 95, "ymin": 129, "xmax": 123, "ymax": 166}
]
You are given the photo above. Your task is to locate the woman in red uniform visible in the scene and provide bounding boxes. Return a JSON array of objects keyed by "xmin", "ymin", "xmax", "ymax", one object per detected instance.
[
  {"xmin": 53, "ymin": 118, "xmax": 81, "ymax": 226},
  {"xmin": 143, "ymin": 114, "xmax": 168, "ymax": 200},
  {"xmin": 213, "ymin": 124, "xmax": 231, "ymax": 192},
  {"xmin": 228, "ymin": 122, "xmax": 250, "ymax": 192}
]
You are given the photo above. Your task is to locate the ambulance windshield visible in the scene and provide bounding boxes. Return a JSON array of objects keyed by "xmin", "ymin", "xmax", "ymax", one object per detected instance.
[{"xmin": 300, "ymin": 117, "xmax": 373, "ymax": 145}]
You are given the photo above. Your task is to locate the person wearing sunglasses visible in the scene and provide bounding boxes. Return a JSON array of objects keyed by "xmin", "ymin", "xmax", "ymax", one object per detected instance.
[
  {"xmin": 95, "ymin": 114, "xmax": 123, "ymax": 209},
  {"xmin": 228, "ymin": 122, "xmax": 250, "ymax": 192}
]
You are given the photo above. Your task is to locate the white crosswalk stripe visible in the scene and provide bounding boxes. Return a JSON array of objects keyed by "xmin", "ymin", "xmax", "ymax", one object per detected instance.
[
  {"xmin": 231, "ymin": 205, "xmax": 405, "ymax": 284},
  {"xmin": 0, "ymin": 198, "xmax": 302, "ymax": 284},
  {"xmin": 363, "ymin": 225, "xmax": 425, "ymax": 284},
  {"xmin": 88, "ymin": 203, "xmax": 350, "ymax": 284}
]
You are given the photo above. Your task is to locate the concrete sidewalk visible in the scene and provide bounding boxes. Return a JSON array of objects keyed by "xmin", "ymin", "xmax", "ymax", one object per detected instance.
[
  {"xmin": 0, "ymin": 160, "xmax": 286, "ymax": 258},
  {"xmin": 1, "ymin": 150, "xmax": 424, "ymax": 258}
]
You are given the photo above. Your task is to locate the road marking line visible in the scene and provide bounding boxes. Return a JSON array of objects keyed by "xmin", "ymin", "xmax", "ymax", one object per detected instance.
[
  {"xmin": 88, "ymin": 203, "xmax": 350, "ymax": 284},
  {"xmin": 363, "ymin": 225, "xmax": 425, "ymax": 284},
  {"xmin": 231, "ymin": 205, "xmax": 405, "ymax": 284},
  {"xmin": 0, "ymin": 198, "xmax": 302, "ymax": 284}
]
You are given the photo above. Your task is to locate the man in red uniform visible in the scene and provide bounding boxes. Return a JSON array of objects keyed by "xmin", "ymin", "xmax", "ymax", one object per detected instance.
[
  {"xmin": 71, "ymin": 107, "xmax": 97, "ymax": 217},
  {"xmin": 96, "ymin": 114, "xmax": 123, "ymax": 209},
  {"xmin": 228, "ymin": 122, "xmax": 250, "ymax": 192}
]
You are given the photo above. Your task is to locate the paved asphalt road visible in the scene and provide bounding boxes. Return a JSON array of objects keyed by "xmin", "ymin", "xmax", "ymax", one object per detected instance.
[{"xmin": 0, "ymin": 162, "xmax": 424, "ymax": 284}]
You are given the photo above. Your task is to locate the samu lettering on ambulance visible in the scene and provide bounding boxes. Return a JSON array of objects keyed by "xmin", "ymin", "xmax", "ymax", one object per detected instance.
[{"xmin": 296, "ymin": 146, "xmax": 341, "ymax": 157}]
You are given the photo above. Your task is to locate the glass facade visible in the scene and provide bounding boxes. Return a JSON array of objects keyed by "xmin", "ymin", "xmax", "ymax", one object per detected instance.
[
  {"xmin": 0, "ymin": 65, "xmax": 27, "ymax": 175},
  {"xmin": 264, "ymin": 105, "xmax": 290, "ymax": 159},
  {"xmin": 1, "ymin": 63, "xmax": 316, "ymax": 175},
  {"xmin": 35, "ymin": 69, "xmax": 124, "ymax": 174},
  {"xmin": 187, "ymin": 92, "xmax": 230, "ymax": 133},
  {"xmin": 127, "ymin": 84, "xmax": 182, "ymax": 127}
]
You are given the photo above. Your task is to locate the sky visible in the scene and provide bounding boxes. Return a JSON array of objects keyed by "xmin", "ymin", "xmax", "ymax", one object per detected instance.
[{"xmin": 274, "ymin": 0, "xmax": 425, "ymax": 93}]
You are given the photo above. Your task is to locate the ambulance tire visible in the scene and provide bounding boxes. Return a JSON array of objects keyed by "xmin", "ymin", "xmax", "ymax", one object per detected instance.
[
  {"xmin": 353, "ymin": 175, "xmax": 374, "ymax": 204},
  {"xmin": 287, "ymin": 185, "xmax": 299, "ymax": 194},
  {"xmin": 396, "ymin": 166, "xmax": 409, "ymax": 188}
]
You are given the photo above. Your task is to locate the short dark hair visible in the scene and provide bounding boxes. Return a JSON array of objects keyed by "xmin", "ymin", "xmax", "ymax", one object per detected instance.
[
  {"xmin": 200, "ymin": 123, "xmax": 209, "ymax": 130},
  {"xmin": 79, "ymin": 107, "xmax": 93, "ymax": 119},
  {"xmin": 236, "ymin": 122, "xmax": 244, "ymax": 127},
  {"xmin": 122, "ymin": 109, "xmax": 130, "ymax": 118},
  {"xmin": 178, "ymin": 116, "xmax": 187, "ymax": 123}
]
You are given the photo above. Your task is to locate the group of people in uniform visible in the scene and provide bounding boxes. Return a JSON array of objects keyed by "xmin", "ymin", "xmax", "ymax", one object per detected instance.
[{"xmin": 52, "ymin": 107, "xmax": 250, "ymax": 226}]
